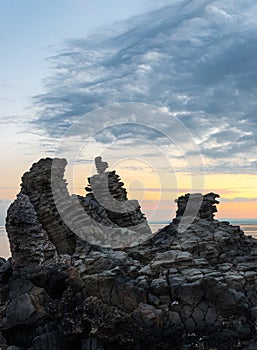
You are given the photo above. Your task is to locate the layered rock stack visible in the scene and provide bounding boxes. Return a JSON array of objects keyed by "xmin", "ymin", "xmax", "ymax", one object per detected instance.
[
  {"xmin": 19, "ymin": 158, "xmax": 76, "ymax": 255},
  {"xmin": 175, "ymin": 192, "xmax": 220, "ymax": 222},
  {"xmin": 7, "ymin": 157, "xmax": 151, "ymax": 255},
  {"xmin": 84, "ymin": 157, "xmax": 151, "ymax": 234},
  {"xmin": 1, "ymin": 158, "xmax": 257, "ymax": 349},
  {"xmin": 6, "ymin": 158, "xmax": 77, "ymax": 269}
]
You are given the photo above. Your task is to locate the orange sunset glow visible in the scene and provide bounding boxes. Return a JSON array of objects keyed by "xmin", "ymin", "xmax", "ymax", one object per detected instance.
[{"xmin": 66, "ymin": 161, "xmax": 257, "ymax": 221}]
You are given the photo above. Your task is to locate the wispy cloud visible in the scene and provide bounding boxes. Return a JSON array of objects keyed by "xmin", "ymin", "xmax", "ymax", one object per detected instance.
[{"xmin": 33, "ymin": 0, "xmax": 257, "ymax": 173}]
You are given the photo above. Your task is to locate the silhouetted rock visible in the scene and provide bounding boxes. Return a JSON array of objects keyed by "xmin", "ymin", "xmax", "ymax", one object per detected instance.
[
  {"xmin": 175, "ymin": 192, "xmax": 220, "ymax": 222},
  {"xmin": 85, "ymin": 164, "xmax": 151, "ymax": 235},
  {"xmin": 1, "ymin": 158, "xmax": 257, "ymax": 349},
  {"xmin": 95, "ymin": 156, "xmax": 109, "ymax": 174}
]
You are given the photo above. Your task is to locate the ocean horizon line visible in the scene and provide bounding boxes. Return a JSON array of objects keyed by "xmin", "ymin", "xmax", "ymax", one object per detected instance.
[
  {"xmin": 1, "ymin": 218, "xmax": 257, "ymax": 228},
  {"xmin": 149, "ymin": 218, "xmax": 257, "ymax": 224}
]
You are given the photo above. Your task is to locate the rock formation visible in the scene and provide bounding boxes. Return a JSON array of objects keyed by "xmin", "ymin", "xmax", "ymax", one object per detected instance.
[
  {"xmin": 1, "ymin": 158, "xmax": 257, "ymax": 349},
  {"xmin": 94, "ymin": 156, "xmax": 109, "ymax": 174},
  {"xmin": 85, "ymin": 158, "xmax": 151, "ymax": 234},
  {"xmin": 175, "ymin": 192, "xmax": 220, "ymax": 222}
]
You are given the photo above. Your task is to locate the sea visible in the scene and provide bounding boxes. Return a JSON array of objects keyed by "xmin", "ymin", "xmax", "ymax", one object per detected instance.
[{"xmin": 1, "ymin": 220, "xmax": 257, "ymax": 259}]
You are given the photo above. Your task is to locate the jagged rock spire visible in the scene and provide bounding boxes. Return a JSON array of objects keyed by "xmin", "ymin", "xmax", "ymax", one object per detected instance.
[
  {"xmin": 85, "ymin": 160, "xmax": 151, "ymax": 234},
  {"xmin": 95, "ymin": 156, "xmax": 108, "ymax": 174},
  {"xmin": 175, "ymin": 192, "xmax": 220, "ymax": 222}
]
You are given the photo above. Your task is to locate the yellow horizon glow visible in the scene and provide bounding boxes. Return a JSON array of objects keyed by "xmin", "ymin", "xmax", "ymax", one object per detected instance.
[
  {"xmin": 60, "ymin": 162, "xmax": 257, "ymax": 220},
  {"xmin": 141, "ymin": 199, "xmax": 257, "ymax": 220},
  {"xmin": 216, "ymin": 201, "xmax": 257, "ymax": 219},
  {"xmin": 2, "ymin": 161, "xmax": 257, "ymax": 219}
]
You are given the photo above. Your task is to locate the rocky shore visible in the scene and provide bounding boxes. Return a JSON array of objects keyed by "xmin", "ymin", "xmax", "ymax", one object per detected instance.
[{"xmin": 1, "ymin": 158, "xmax": 257, "ymax": 349}]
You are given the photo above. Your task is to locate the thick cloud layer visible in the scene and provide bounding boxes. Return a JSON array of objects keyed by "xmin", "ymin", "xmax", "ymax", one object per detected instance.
[{"xmin": 34, "ymin": 0, "xmax": 257, "ymax": 173}]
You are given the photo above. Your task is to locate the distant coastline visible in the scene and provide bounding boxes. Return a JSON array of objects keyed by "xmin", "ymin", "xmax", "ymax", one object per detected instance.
[
  {"xmin": 149, "ymin": 219, "xmax": 257, "ymax": 225},
  {"xmin": 221, "ymin": 218, "xmax": 257, "ymax": 224},
  {"xmin": 1, "ymin": 219, "xmax": 257, "ymax": 228}
]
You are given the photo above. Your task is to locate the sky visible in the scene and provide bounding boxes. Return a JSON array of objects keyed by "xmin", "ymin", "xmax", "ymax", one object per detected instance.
[{"xmin": 1, "ymin": 0, "xmax": 257, "ymax": 228}]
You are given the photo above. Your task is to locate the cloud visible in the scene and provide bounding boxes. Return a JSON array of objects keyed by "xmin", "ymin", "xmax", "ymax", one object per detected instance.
[{"xmin": 33, "ymin": 0, "xmax": 257, "ymax": 173}]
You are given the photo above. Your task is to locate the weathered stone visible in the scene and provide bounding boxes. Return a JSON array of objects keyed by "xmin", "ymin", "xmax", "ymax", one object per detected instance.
[
  {"xmin": 245, "ymin": 271, "xmax": 257, "ymax": 281},
  {"xmin": 6, "ymin": 293, "xmax": 35, "ymax": 325},
  {"xmin": 204, "ymin": 278, "xmax": 248, "ymax": 317},
  {"xmin": 150, "ymin": 278, "xmax": 169, "ymax": 296},
  {"xmin": 205, "ymin": 307, "xmax": 218, "ymax": 325},
  {"xmin": 1, "ymin": 158, "xmax": 257, "ymax": 349},
  {"xmin": 132, "ymin": 302, "xmax": 163, "ymax": 329},
  {"xmin": 0, "ymin": 331, "xmax": 6, "ymax": 345},
  {"xmin": 85, "ymin": 163, "xmax": 151, "ymax": 238},
  {"xmin": 148, "ymin": 293, "xmax": 160, "ymax": 306},
  {"xmin": 82, "ymin": 337, "xmax": 104, "ymax": 350},
  {"xmin": 0, "ymin": 259, "xmax": 12, "ymax": 285},
  {"xmin": 191, "ymin": 307, "xmax": 206, "ymax": 329},
  {"xmin": 19, "ymin": 158, "xmax": 76, "ymax": 255},
  {"xmin": 175, "ymin": 281, "xmax": 204, "ymax": 306},
  {"xmin": 175, "ymin": 192, "xmax": 220, "ymax": 222},
  {"xmin": 32, "ymin": 332, "xmax": 63, "ymax": 350}
]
